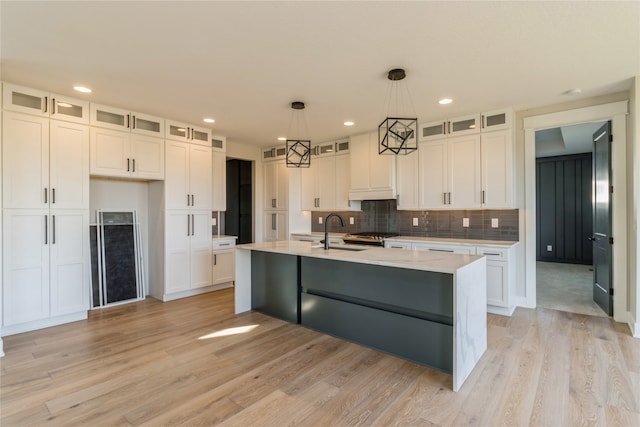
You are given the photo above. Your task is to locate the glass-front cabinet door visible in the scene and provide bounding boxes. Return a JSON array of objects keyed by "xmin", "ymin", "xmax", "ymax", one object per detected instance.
[
  {"xmin": 131, "ymin": 112, "xmax": 164, "ymax": 137},
  {"xmin": 420, "ymin": 120, "xmax": 447, "ymax": 141},
  {"xmin": 90, "ymin": 104, "xmax": 130, "ymax": 131},
  {"xmin": 448, "ymin": 114, "xmax": 481, "ymax": 136},
  {"xmin": 50, "ymin": 94, "xmax": 89, "ymax": 124},
  {"xmin": 2, "ymin": 83, "xmax": 49, "ymax": 117},
  {"xmin": 481, "ymin": 109, "xmax": 512, "ymax": 131}
]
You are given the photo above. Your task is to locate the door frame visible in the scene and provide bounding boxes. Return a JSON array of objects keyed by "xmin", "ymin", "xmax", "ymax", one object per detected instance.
[{"xmin": 523, "ymin": 101, "xmax": 628, "ymax": 322}]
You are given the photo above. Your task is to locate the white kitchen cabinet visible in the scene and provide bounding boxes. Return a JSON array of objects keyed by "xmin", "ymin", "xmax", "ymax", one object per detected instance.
[
  {"xmin": 420, "ymin": 114, "xmax": 481, "ymax": 141},
  {"xmin": 164, "ymin": 210, "xmax": 213, "ymax": 294},
  {"xmin": 301, "ymin": 155, "xmax": 335, "ymax": 210},
  {"xmin": 165, "ymin": 140, "xmax": 212, "ymax": 210},
  {"xmin": 3, "ymin": 112, "xmax": 89, "ymax": 209},
  {"xmin": 3, "ymin": 83, "xmax": 89, "ymax": 124},
  {"xmin": 165, "ymin": 120, "xmax": 210, "ymax": 146},
  {"xmin": 476, "ymin": 245, "xmax": 516, "ymax": 316},
  {"xmin": 348, "ymin": 131, "xmax": 395, "ymax": 200},
  {"xmin": 212, "ymin": 150, "xmax": 227, "ymax": 211},
  {"xmin": 419, "ymin": 134, "xmax": 481, "ymax": 209},
  {"xmin": 211, "ymin": 135, "xmax": 226, "ymax": 153},
  {"xmin": 264, "ymin": 160, "xmax": 288, "ymax": 210},
  {"xmin": 2, "ymin": 209, "xmax": 89, "ymax": 329},
  {"xmin": 334, "ymin": 154, "xmax": 356, "ymax": 210},
  {"xmin": 90, "ymin": 103, "xmax": 164, "ymax": 137},
  {"xmin": 262, "ymin": 145, "xmax": 287, "ymax": 161},
  {"xmin": 412, "ymin": 242, "xmax": 476, "ymax": 255},
  {"xmin": 90, "ymin": 127, "xmax": 164, "ymax": 180},
  {"xmin": 212, "ymin": 237, "xmax": 236, "ymax": 287},
  {"xmin": 263, "ymin": 211, "xmax": 288, "ymax": 242},
  {"xmin": 481, "ymin": 109, "xmax": 512, "ymax": 132},
  {"xmin": 395, "ymin": 151, "xmax": 419, "ymax": 210},
  {"xmin": 480, "ymin": 129, "xmax": 513, "ymax": 208}
]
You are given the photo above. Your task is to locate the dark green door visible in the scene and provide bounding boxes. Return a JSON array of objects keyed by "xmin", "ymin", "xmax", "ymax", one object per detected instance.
[{"xmin": 592, "ymin": 121, "xmax": 613, "ymax": 316}]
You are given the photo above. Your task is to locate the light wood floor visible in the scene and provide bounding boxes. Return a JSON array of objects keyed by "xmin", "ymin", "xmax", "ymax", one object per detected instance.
[{"xmin": 2, "ymin": 289, "xmax": 639, "ymax": 426}]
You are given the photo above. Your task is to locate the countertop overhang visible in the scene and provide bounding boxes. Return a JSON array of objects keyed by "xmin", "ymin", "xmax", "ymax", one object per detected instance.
[{"xmin": 236, "ymin": 240, "xmax": 483, "ymax": 275}]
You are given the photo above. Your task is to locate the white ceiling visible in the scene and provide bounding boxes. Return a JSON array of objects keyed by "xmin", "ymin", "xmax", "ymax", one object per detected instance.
[
  {"xmin": 1, "ymin": 1, "xmax": 639, "ymax": 147},
  {"xmin": 535, "ymin": 121, "xmax": 605, "ymax": 158}
]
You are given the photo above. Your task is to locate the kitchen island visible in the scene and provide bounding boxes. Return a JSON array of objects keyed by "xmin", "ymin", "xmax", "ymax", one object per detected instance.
[{"xmin": 235, "ymin": 240, "xmax": 487, "ymax": 391}]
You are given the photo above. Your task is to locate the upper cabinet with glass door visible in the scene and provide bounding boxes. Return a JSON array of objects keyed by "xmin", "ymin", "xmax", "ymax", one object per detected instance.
[
  {"xmin": 420, "ymin": 114, "xmax": 481, "ymax": 142},
  {"xmin": 2, "ymin": 83, "xmax": 90, "ymax": 124},
  {"xmin": 165, "ymin": 120, "xmax": 211, "ymax": 146},
  {"xmin": 420, "ymin": 108, "xmax": 512, "ymax": 142},
  {"xmin": 90, "ymin": 103, "xmax": 164, "ymax": 137}
]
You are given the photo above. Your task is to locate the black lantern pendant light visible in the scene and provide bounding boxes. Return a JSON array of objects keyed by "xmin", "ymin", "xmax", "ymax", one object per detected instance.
[
  {"xmin": 378, "ymin": 68, "xmax": 418, "ymax": 155},
  {"xmin": 286, "ymin": 101, "xmax": 311, "ymax": 168}
]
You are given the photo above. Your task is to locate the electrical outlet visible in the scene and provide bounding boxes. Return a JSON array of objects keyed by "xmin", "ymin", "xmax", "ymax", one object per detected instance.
[
  {"xmin": 491, "ymin": 218, "xmax": 499, "ymax": 228},
  {"xmin": 349, "ymin": 217, "xmax": 354, "ymax": 225},
  {"xmin": 212, "ymin": 218, "xmax": 217, "ymax": 226},
  {"xmin": 463, "ymin": 218, "xmax": 469, "ymax": 227},
  {"xmin": 547, "ymin": 245, "xmax": 553, "ymax": 252},
  {"xmin": 412, "ymin": 217, "xmax": 419, "ymax": 226},
  {"xmin": 318, "ymin": 217, "xmax": 323, "ymax": 224}
]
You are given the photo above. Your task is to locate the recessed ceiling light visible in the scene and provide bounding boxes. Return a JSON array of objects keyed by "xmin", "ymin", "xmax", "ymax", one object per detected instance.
[
  {"xmin": 277, "ymin": 137, "xmax": 287, "ymax": 141},
  {"xmin": 344, "ymin": 121, "xmax": 354, "ymax": 126},
  {"xmin": 203, "ymin": 118, "xmax": 215, "ymax": 123},
  {"xmin": 73, "ymin": 86, "xmax": 92, "ymax": 93},
  {"xmin": 438, "ymin": 98, "xmax": 453, "ymax": 105}
]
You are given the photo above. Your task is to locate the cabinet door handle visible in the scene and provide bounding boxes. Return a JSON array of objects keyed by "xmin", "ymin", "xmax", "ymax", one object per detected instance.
[
  {"xmin": 191, "ymin": 214, "xmax": 195, "ymax": 236},
  {"xmin": 132, "ymin": 158, "xmax": 136, "ymax": 172},
  {"xmin": 187, "ymin": 194, "xmax": 190, "ymax": 206},
  {"xmin": 272, "ymin": 213, "xmax": 276, "ymax": 230},
  {"xmin": 447, "ymin": 121, "xmax": 451, "ymax": 134},
  {"xmin": 44, "ymin": 188, "xmax": 48, "ymax": 204},
  {"xmin": 187, "ymin": 214, "xmax": 191, "ymax": 236},
  {"xmin": 482, "ymin": 190, "xmax": 486, "ymax": 204},
  {"xmin": 52, "ymin": 215, "xmax": 56, "ymax": 244},
  {"xmin": 191, "ymin": 194, "xmax": 195, "ymax": 206},
  {"xmin": 126, "ymin": 114, "xmax": 130, "ymax": 129},
  {"xmin": 127, "ymin": 158, "xmax": 130, "ymax": 172},
  {"xmin": 272, "ymin": 198, "xmax": 276, "ymax": 208},
  {"xmin": 481, "ymin": 114, "xmax": 485, "ymax": 129},
  {"xmin": 44, "ymin": 215, "xmax": 48, "ymax": 244},
  {"xmin": 51, "ymin": 98, "xmax": 56, "ymax": 115},
  {"xmin": 52, "ymin": 188, "xmax": 55, "ymax": 204},
  {"xmin": 43, "ymin": 96, "xmax": 48, "ymax": 113},
  {"xmin": 214, "ymin": 254, "xmax": 217, "ymax": 266},
  {"xmin": 132, "ymin": 115, "xmax": 136, "ymax": 129},
  {"xmin": 443, "ymin": 192, "xmax": 446, "ymax": 205},
  {"xmin": 448, "ymin": 192, "xmax": 451, "ymax": 205}
]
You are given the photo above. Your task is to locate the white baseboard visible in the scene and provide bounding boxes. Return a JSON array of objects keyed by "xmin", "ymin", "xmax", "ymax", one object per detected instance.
[
  {"xmin": 488, "ymin": 304, "xmax": 516, "ymax": 317},
  {"xmin": 0, "ymin": 338, "xmax": 4, "ymax": 357},
  {"xmin": 515, "ymin": 296, "xmax": 535, "ymax": 309},
  {"xmin": 1, "ymin": 311, "xmax": 88, "ymax": 337},
  {"xmin": 630, "ymin": 311, "xmax": 640, "ymax": 338},
  {"xmin": 162, "ymin": 282, "xmax": 234, "ymax": 302}
]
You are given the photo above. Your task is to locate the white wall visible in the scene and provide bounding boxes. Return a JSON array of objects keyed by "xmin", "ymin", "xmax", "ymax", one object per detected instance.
[
  {"xmin": 89, "ymin": 178, "xmax": 150, "ymax": 295},
  {"xmin": 631, "ymin": 76, "xmax": 640, "ymax": 336}
]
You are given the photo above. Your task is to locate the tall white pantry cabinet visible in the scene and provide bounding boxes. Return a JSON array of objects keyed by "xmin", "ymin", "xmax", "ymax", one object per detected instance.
[{"xmin": 2, "ymin": 84, "xmax": 91, "ymax": 335}]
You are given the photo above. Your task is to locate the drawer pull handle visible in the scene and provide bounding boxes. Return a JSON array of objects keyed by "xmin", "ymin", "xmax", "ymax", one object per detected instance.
[
  {"xmin": 483, "ymin": 252, "xmax": 501, "ymax": 256},
  {"xmin": 429, "ymin": 248, "xmax": 454, "ymax": 253},
  {"xmin": 219, "ymin": 243, "xmax": 230, "ymax": 246}
]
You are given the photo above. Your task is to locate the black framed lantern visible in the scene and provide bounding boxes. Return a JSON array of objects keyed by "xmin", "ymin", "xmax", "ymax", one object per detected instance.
[
  {"xmin": 378, "ymin": 68, "xmax": 418, "ymax": 155},
  {"xmin": 284, "ymin": 101, "xmax": 312, "ymax": 168}
]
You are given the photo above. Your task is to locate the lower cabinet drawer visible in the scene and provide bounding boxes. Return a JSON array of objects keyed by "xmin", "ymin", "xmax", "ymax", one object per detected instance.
[{"xmin": 301, "ymin": 293, "xmax": 453, "ymax": 373}]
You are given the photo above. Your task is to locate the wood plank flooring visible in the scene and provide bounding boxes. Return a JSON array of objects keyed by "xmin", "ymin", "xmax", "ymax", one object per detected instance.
[{"xmin": 2, "ymin": 288, "xmax": 639, "ymax": 426}]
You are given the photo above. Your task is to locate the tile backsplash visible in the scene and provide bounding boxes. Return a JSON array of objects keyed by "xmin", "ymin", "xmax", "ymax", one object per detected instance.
[{"xmin": 311, "ymin": 200, "xmax": 519, "ymax": 241}]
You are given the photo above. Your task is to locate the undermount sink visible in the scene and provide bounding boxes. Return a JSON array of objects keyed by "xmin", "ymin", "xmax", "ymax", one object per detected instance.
[{"xmin": 310, "ymin": 243, "xmax": 367, "ymax": 252}]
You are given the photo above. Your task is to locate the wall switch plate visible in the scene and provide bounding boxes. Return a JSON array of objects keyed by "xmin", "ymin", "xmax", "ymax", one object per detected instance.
[
  {"xmin": 412, "ymin": 217, "xmax": 419, "ymax": 226},
  {"xmin": 547, "ymin": 245, "xmax": 553, "ymax": 252},
  {"xmin": 318, "ymin": 217, "xmax": 323, "ymax": 224},
  {"xmin": 463, "ymin": 218, "xmax": 469, "ymax": 227},
  {"xmin": 349, "ymin": 217, "xmax": 354, "ymax": 225},
  {"xmin": 491, "ymin": 218, "xmax": 499, "ymax": 228},
  {"xmin": 212, "ymin": 218, "xmax": 217, "ymax": 226}
]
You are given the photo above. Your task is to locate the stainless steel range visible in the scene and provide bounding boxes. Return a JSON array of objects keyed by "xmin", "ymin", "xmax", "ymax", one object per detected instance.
[{"xmin": 342, "ymin": 232, "xmax": 399, "ymax": 246}]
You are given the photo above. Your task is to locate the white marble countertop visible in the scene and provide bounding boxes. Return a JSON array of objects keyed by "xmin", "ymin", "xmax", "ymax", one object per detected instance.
[
  {"xmin": 236, "ymin": 240, "xmax": 483, "ymax": 275},
  {"xmin": 385, "ymin": 236, "xmax": 519, "ymax": 247}
]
